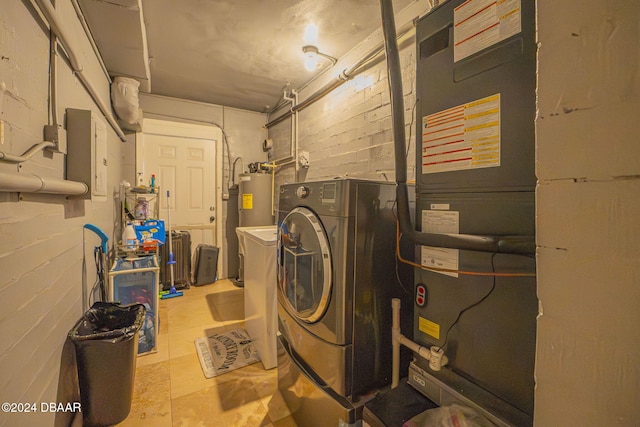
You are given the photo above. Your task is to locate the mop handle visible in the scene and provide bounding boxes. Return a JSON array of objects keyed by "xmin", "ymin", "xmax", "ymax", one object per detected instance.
[
  {"xmin": 167, "ymin": 190, "xmax": 173, "ymax": 256},
  {"xmin": 166, "ymin": 190, "xmax": 176, "ymax": 287}
]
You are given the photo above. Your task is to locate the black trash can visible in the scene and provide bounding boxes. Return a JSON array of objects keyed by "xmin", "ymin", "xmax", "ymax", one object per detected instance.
[{"xmin": 68, "ymin": 302, "xmax": 146, "ymax": 427}]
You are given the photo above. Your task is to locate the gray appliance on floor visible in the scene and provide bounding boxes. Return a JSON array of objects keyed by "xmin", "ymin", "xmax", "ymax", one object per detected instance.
[
  {"xmin": 276, "ymin": 179, "xmax": 413, "ymax": 427},
  {"xmin": 225, "ymin": 185, "xmax": 239, "ymax": 279}
]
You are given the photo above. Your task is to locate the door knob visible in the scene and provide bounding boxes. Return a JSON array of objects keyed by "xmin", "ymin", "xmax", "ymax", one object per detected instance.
[{"xmin": 209, "ymin": 216, "xmax": 215, "ymax": 223}]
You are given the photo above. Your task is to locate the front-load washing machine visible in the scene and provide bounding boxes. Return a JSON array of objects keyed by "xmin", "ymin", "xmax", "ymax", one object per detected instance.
[{"xmin": 276, "ymin": 179, "xmax": 413, "ymax": 426}]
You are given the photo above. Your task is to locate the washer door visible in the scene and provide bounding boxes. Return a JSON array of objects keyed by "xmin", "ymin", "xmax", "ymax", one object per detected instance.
[{"xmin": 277, "ymin": 207, "xmax": 332, "ymax": 323}]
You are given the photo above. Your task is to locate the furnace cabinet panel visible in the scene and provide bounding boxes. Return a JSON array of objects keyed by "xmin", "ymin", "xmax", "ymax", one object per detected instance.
[
  {"xmin": 416, "ymin": 0, "xmax": 536, "ymax": 193},
  {"xmin": 412, "ymin": 0, "xmax": 538, "ymax": 424},
  {"xmin": 413, "ymin": 251, "xmax": 537, "ymax": 416},
  {"xmin": 416, "ymin": 192, "xmax": 535, "ymax": 236}
]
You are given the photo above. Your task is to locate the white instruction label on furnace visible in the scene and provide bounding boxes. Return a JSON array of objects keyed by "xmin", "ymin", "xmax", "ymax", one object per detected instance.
[
  {"xmin": 422, "ymin": 94, "xmax": 500, "ymax": 174},
  {"xmin": 421, "ymin": 246, "xmax": 459, "ymax": 278},
  {"xmin": 422, "ymin": 210, "xmax": 460, "ymax": 234},
  {"xmin": 453, "ymin": 0, "xmax": 522, "ymax": 62},
  {"xmin": 421, "ymin": 209, "xmax": 460, "ymax": 277}
]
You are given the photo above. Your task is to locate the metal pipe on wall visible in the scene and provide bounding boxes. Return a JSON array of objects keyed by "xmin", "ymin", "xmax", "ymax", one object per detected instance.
[
  {"xmin": 49, "ymin": 33, "xmax": 59, "ymax": 127},
  {"xmin": 0, "ymin": 171, "xmax": 88, "ymax": 195},
  {"xmin": 262, "ymin": 163, "xmax": 277, "ymax": 216},
  {"xmin": 267, "ymin": 90, "xmax": 298, "ymax": 169},
  {"xmin": 286, "ymin": 90, "xmax": 298, "ymax": 165},
  {"xmin": 33, "ymin": 0, "xmax": 127, "ymax": 142},
  {"xmin": 293, "ymin": 91, "xmax": 300, "ymax": 180},
  {"xmin": 0, "ymin": 141, "xmax": 55, "ymax": 163}
]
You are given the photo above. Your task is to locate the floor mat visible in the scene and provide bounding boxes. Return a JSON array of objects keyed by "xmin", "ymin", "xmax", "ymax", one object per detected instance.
[{"xmin": 195, "ymin": 328, "xmax": 261, "ymax": 378}]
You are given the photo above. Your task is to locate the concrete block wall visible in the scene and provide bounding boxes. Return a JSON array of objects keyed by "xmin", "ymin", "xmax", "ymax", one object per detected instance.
[
  {"xmin": 269, "ymin": 36, "xmax": 417, "ymax": 192},
  {"xmin": 535, "ymin": 0, "xmax": 640, "ymax": 424},
  {"xmin": 0, "ymin": 1, "xmax": 125, "ymax": 426}
]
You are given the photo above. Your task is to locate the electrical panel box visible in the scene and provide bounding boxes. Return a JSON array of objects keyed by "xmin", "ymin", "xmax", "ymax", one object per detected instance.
[{"xmin": 66, "ymin": 109, "xmax": 108, "ymax": 199}]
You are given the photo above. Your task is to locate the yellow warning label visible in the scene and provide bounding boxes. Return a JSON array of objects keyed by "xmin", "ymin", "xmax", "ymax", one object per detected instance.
[
  {"xmin": 419, "ymin": 317, "xmax": 440, "ymax": 340},
  {"xmin": 466, "ymin": 93, "xmax": 499, "ymax": 108},
  {"xmin": 422, "ymin": 93, "xmax": 501, "ymax": 174},
  {"xmin": 242, "ymin": 194, "xmax": 253, "ymax": 210}
]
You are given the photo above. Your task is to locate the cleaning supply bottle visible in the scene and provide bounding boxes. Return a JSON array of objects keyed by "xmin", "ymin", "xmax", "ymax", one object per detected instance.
[
  {"xmin": 150, "ymin": 174, "xmax": 156, "ymax": 194},
  {"xmin": 122, "ymin": 222, "xmax": 137, "ymax": 251},
  {"xmin": 134, "ymin": 197, "xmax": 149, "ymax": 220}
]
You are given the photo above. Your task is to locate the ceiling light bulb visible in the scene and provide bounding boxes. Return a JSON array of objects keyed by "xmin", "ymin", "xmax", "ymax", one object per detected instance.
[
  {"xmin": 304, "ymin": 23, "xmax": 318, "ymax": 44},
  {"xmin": 304, "ymin": 51, "xmax": 318, "ymax": 71}
]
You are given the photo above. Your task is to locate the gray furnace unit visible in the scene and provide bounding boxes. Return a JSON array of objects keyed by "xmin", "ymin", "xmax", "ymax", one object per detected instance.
[{"xmin": 409, "ymin": 1, "xmax": 537, "ymax": 426}]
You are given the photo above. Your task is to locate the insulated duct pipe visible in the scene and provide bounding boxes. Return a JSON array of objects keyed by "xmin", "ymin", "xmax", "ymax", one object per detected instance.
[
  {"xmin": 378, "ymin": 0, "xmax": 534, "ymax": 255},
  {"xmin": 0, "ymin": 171, "xmax": 88, "ymax": 195},
  {"xmin": 34, "ymin": 0, "xmax": 127, "ymax": 142}
]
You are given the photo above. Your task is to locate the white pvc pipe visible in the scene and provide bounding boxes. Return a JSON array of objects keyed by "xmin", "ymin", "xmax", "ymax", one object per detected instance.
[
  {"xmin": 0, "ymin": 171, "xmax": 88, "ymax": 195},
  {"xmin": 391, "ymin": 298, "xmax": 433, "ymax": 389},
  {"xmin": 392, "ymin": 298, "xmax": 401, "ymax": 388},
  {"xmin": 258, "ymin": 162, "xmax": 278, "ymax": 217},
  {"xmin": 33, "ymin": 0, "xmax": 127, "ymax": 142},
  {"xmin": 399, "ymin": 334, "xmax": 432, "ymax": 361},
  {"xmin": 292, "ymin": 90, "xmax": 300, "ymax": 181}
]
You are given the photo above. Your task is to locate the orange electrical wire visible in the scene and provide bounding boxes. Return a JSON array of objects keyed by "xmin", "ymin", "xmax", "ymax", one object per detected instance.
[{"xmin": 395, "ymin": 219, "xmax": 536, "ymax": 278}]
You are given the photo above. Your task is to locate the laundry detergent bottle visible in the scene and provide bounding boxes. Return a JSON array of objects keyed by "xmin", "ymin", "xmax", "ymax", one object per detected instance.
[{"xmin": 122, "ymin": 222, "xmax": 137, "ymax": 251}]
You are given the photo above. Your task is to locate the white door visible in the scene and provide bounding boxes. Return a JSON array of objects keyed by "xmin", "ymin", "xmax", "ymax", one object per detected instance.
[{"xmin": 137, "ymin": 119, "xmax": 223, "ymax": 271}]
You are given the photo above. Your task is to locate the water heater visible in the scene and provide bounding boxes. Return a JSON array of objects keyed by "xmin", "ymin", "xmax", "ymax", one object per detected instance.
[{"xmin": 238, "ymin": 172, "xmax": 274, "ymax": 226}]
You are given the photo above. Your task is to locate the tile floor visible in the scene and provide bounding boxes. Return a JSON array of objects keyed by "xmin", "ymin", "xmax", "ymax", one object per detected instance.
[{"xmin": 117, "ymin": 279, "xmax": 297, "ymax": 427}]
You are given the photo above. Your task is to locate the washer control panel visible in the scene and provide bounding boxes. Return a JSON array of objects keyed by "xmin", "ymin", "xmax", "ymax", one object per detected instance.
[{"xmin": 321, "ymin": 182, "xmax": 337, "ymax": 204}]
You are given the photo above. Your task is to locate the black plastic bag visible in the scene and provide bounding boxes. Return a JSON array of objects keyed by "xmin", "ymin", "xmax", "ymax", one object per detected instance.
[{"xmin": 69, "ymin": 301, "xmax": 146, "ymax": 343}]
